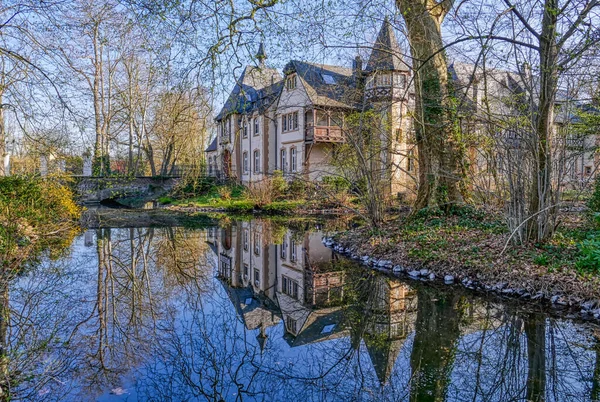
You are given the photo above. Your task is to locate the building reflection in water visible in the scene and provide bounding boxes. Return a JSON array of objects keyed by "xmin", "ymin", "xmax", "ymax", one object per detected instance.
[
  {"xmin": 6, "ymin": 220, "xmax": 600, "ymax": 401},
  {"xmin": 206, "ymin": 219, "xmax": 418, "ymax": 380}
]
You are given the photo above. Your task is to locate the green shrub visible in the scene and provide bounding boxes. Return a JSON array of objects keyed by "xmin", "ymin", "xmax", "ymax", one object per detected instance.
[
  {"xmin": 0, "ymin": 176, "xmax": 80, "ymax": 269},
  {"xmin": 271, "ymin": 171, "xmax": 287, "ymax": 199},
  {"xmin": 158, "ymin": 196, "xmax": 173, "ymax": 204},
  {"xmin": 588, "ymin": 175, "xmax": 600, "ymax": 213},
  {"xmin": 322, "ymin": 176, "xmax": 351, "ymax": 193},
  {"xmin": 173, "ymin": 176, "xmax": 216, "ymax": 197},
  {"xmin": 576, "ymin": 236, "xmax": 600, "ymax": 273}
]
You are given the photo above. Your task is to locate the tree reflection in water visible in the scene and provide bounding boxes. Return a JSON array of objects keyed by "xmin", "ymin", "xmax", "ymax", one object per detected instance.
[{"xmin": 2, "ymin": 219, "xmax": 600, "ymax": 401}]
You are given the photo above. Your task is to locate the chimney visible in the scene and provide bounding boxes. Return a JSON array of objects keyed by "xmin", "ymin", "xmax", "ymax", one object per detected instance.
[{"xmin": 353, "ymin": 55, "xmax": 363, "ymax": 79}]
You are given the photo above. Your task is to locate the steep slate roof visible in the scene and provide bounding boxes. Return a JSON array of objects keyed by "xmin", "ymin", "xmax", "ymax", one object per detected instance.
[
  {"xmin": 205, "ymin": 136, "xmax": 218, "ymax": 152},
  {"xmin": 216, "ymin": 65, "xmax": 282, "ymax": 120},
  {"xmin": 365, "ymin": 17, "xmax": 410, "ymax": 73},
  {"xmin": 284, "ymin": 60, "xmax": 360, "ymax": 108}
]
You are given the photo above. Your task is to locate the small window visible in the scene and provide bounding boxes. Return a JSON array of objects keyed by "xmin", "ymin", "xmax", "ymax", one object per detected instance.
[
  {"xmin": 290, "ymin": 148, "xmax": 297, "ymax": 172},
  {"xmin": 280, "ymin": 240, "xmax": 287, "ymax": 260},
  {"xmin": 290, "ymin": 238, "xmax": 297, "ymax": 262},
  {"xmin": 322, "ymin": 74, "xmax": 335, "ymax": 84},
  {"xmin": 253, "ymin": 150, "xmax": 260, "ymax": 173},
  {"xmin": 286, "ymin": 75, "xmax": 297, "ymax": 90},
  {"xmin": 321, "ymin": 324, "xmax": 336, "ymax": 334},
  {"xmin": 282, "ymin": 112, "xmax": 298, "ymax": 132},
  {"xmin": 280, "ymin": 149, "xmax": 287, "ymax": 172},
  {"xmin": 243, "ymin": 230, "xmax": 249, "ymax": 251},
  {"xmin": 243, "ymin": 152, "xmax": 248, "ymax": 173},
  {"xmin": 407, "ymin": 149, "xmax": 415, "ymax": 172},
  {"xmin": 243, "ymin": 120, "xmax": 248, "ymax": 138},
  {"xmin": 254, "ymin": 117, "xmax": 259, "ymax": 136},
  {"xmin": 394, "ymin": 74, "xmax": 406, "ymax": 89},
  {"xmin": 243, "ymin": 263, "xmax": 249, "ymax": 278},
  {"xmin": 286, "ymin": 316, "xmax": 297, "ymax": 333},
  {"xmin": 585, "ymin": 166, "xmax": 592, "ymax": 175},
  {"xmin": 254, "ymin": 269, "xmax": 260, "ymax": 286},
  {"xmin": 254, "ymin": 232, "xmax": 261, "ymax": 255},
  {"xmin": 282, "ymin": 275, "xmax": 299, "ymax": 299}
]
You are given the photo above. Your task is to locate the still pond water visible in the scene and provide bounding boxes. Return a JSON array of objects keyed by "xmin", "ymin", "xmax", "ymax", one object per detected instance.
[{"xmin": 7, "ymin": 218, "xmax": 600, "ymax": 401}]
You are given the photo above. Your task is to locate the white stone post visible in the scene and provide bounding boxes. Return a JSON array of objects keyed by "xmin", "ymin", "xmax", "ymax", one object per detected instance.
[
  {"xmin": 83, "ymin": 154, "xmax": 92, "ymax": 176},
  {"xmin": 40, "ymin": 155, "xmax": 48, "ymax": 177}
]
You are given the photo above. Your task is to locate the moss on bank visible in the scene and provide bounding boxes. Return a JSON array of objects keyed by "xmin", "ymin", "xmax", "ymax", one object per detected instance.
[
  {"xmin": 334, "ymin": 206, "xmax": 600, "ymax": 301},
  {"xmin": 0, "ymin": 176, "xmax": 81, "ymax": 271}
]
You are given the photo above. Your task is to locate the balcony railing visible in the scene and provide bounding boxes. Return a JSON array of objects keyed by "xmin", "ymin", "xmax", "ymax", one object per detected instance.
[{"xmin": 305, "ymin": 126, "xmax": 345, "ymax": 143}]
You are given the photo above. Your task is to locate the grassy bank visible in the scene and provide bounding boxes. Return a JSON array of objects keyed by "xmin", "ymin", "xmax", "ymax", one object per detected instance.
[
  {"xmin": 159, "ymin": 176, "xmax": 348, "ymax": 215},
  {"xmin": 333, "ymin": 206, "xmax": 600, "ymax": 302},
  {"xmin": 0, "ymin": 176, "xmax": 81, "ymax": 271}
]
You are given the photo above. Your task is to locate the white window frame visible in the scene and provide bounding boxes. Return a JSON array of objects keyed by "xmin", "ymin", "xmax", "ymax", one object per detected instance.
[
  {"xmin": 286, "ymin": 74, "xmax": 297, "ymax": 90},
  {"xmin": 254, "ymin": 117, "xmax": 259, "ymax": 136},
  {"xmin": 253, "ymin": 150, "xmax": 260, "ymax": 173},
  {"xmin": 254, "ymin": 232, "xmax": 260, "ymax": 255},
  {"xmin": 290, "ymin": 238, "xmax": 297, "ymax": 262},
  {"xmin": 282, "ymin": 275, "xmax": 299, "ymax": 299},
  {"xmin": 280, "ymin": 240, "xmax": 287, "ymax": 260},
  {"xmin": 280, "ymin": 148, "xmax": 287, "ymax": 172},
  {"xmin": 243, "ymin": 151, "xmax": 249, "ymax": 173},
  {"xmin": 290, "ymin": 147, "xmax": 297, "ymax": 172}
]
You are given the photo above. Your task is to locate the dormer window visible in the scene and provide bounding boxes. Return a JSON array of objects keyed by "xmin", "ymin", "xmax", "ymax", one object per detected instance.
[
  {"xmin": 322, "ymin": 74, "xmax": 336, "ymax": 84},
  {"xmin": 286, "ymin": 74, "xmax": 297, "ymax": 90}
]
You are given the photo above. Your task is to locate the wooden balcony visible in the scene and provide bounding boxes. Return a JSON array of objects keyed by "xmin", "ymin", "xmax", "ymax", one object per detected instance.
[{"xmin": 305, "ymin": 126, "xmax": 345, "ymax": 143}]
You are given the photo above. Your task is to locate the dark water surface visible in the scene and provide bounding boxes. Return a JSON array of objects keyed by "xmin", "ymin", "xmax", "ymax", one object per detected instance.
[{"xmin": 7, "ymin": 218, "xmax": 600, "ymax": 401}]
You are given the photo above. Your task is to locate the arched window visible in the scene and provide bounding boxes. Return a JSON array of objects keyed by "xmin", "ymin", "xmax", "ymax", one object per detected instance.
[{"xmin": 253, "ymin": 150, "xmax": 260, "ymax": 173}]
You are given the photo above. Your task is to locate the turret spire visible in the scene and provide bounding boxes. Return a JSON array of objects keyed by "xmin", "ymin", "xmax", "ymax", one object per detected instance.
[
  {"xmin": 256, "ymin": 42, "xmax": 267, "ymax": 66},
  {"xmin": 365, "ymin": 16, "xmax": 409, "ymax": 73}
]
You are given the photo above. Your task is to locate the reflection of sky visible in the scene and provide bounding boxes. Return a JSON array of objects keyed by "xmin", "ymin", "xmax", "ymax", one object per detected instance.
[{"xmin": 8, "ymin": 226, "xmax": 600, "ymax": 401}]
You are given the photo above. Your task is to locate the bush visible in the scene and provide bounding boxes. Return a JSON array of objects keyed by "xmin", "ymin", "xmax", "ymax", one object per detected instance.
[
  {"xmin": 322, "ymin": 176, "xmax": 351, "ymax": 193},
  {"xmin": 588, "ymin": 175, "xmax": 600, "ymax": 213},
  {"xmin": 0, "ymin": 176, "xmax": 80, "ymax": 269},
  {"xmin": 576, "ymin": 236, "xmax": 600, "ymax": 274},
  {"xmin": 245, "ymin": 173, "xmax": 289, "ymax": 206},
  {"xmin": 218, "ymin": 186, "xmax": 232, "ymax": 201},
  {"xmin": 173, "ymin": 176, "xmax": 216, "ymax": 197}
]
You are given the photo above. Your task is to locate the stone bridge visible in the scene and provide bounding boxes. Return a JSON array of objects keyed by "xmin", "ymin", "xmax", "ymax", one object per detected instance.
[{"xmin": 74, "ymin": 176, "xmax": 179, "ymax": 205}]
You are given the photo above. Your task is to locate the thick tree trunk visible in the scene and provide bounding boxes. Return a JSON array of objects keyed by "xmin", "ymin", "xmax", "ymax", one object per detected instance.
[
  {"xmin": 527, "ymin": 0, "xmax": 559, "ymax": 242},
  {"xmin": 397, "ymin": 0, "xmax": 465, "ymax": 211},
  {"xmin": 524, "ymin": 314, "xmax": 546, "ymax": 402},
  {"xmin": 409, "ymin": 289, "xmax": 461, "ymax": 401}
]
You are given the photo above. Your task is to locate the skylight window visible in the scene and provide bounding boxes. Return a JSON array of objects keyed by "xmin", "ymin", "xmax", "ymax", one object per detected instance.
[
  {"xmin": 321, "ymin": 324, "xmax": 336, "ymax": 334},
  {"xmin": 244, "ymin": 298, "xmax": 253, "ymax": 305},
  {"xmin": 322, "ymin": 74, "xmax": 336, "ymax": 84}
]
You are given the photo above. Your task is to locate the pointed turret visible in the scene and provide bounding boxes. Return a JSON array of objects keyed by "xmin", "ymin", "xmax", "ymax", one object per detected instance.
[
  {"xmin": 256, "ymin": 42, "xmax": 267, "ymax": 66},
  {"xmin": 365, "ymin": 16, "xmax": 409, "ymax": 73}
]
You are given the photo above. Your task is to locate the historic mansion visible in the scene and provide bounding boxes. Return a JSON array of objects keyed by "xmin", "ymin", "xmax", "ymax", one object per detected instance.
[{"xmin": 205, "ymin": 18, "xmax": 597, "ymax": 196}]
